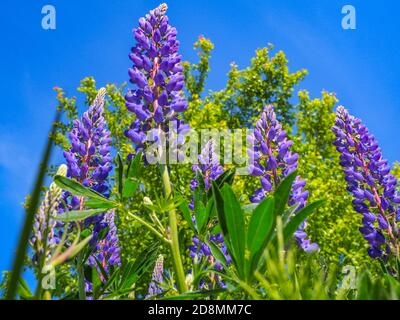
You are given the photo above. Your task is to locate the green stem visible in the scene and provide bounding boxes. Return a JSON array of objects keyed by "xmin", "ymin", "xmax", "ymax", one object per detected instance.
[
  {"xmin": 127, "ymin": 212, "xmax": 169, "ymax": 245},
  {"xmin": 77, "ymin": 252, "xmax": 86, "ymax": 300},
  {"xmin": 159, "ymin": 164, "xmax": 187, "ymax": 293}
]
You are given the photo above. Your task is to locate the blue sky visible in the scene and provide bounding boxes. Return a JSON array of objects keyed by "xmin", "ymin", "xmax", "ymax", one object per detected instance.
[{"xmin": 0, "ymin": 0, "xmax": 399, "ymax": 287}]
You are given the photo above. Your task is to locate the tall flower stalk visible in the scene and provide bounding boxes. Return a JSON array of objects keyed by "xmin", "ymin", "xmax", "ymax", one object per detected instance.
[
  {"xmin": 248, "ymin": 105, "xmax": 318, "ymax": 253},
  {"xmin": 332, "ymin": 106, "xmax": 400, "ymax": 259},
  {"xmin": 125, "ymin": 3, "xmax": 188, "ymax": 293},
  {"xmin": 62, "ymin": 87, "xmax": 119, "ymax": 296}
]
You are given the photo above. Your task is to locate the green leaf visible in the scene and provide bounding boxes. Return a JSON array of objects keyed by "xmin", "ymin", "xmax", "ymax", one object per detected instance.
[
  {"xmin": 221, "ymin": 185, "xmax": 246, "ymax": 279},
  {"xmin": 126, "ymin": 152, "xmax": 142, "ymax": 179},
  {"xmin": 273, "ymin": 170, "xmax": 297, "ymax": 216},
  {"xmin": 246, "ymin": 196, "xmax": 275, "ymax": 276},
  {"xmin": 282, "ymin": 199, "xmax": 324, "ymax": 244},
  {"xmin": 207, "ymin": 168, "xmax": 236, "ymax": 198},
  {"xmin": 205, "ymin": 238, "xmax": 227, "ymax": 269},
  {"xmin": 179, "ymin": 200, "xmax": 196, "ymax": 232},
  {"xmin": 85, "ymin": 198, "xmax": 118, "ymax": 210},
  {"xmin": 92, "ymin": 265, "xmax": 102, "ymax": 299},
  {"xmin": 54, "ymin": 175, "xmax": 113, "ymax": 204},
  {"xmin": 101, "ymin": 268, "xmax": 120, "ymax": 294},
  {"xmin": 211, "ymin": 181, "xmax": 228, "ymax": 237},
  {"xmin": 17, "ymin": 277, "xmax": 34, "ymax": 299},
  {"xmin": 194, "ymin": 201, "xmax": 206, "ymax": 232},
  {"xmin": 116, "ymin": 153, "xmax": 124, "ymax": 196},
  {"xmin": 55, "ymin": 208, "xmax": 105, "ymax": 222},
  {"xmin": 122, "ymin": 180, "xmax": 140, "ymax": 198},
  {"xmin": 282, "ymin": 203, "xmax": 300, "ymax": 225},
  {"xmin": 242, "ymin": 203, "xmax": 257, "ymax": 215},
  {"xmin": 119, "ymin": 244, "xmax": 158, "ymax": 290},
  {"xmin": 85, "ymin": 199, "xmax": 118, "ymax": 210}
]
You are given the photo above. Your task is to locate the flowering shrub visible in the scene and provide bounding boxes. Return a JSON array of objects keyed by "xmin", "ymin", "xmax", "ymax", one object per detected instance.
[{"xmin": 3, "ymin": 3, "xmax": 400, "ymax": 300}]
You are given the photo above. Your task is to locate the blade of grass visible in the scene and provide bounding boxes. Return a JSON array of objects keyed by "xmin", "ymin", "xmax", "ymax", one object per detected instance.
[{"xmin": 6, "ymin": 110, "xmax": 61, "ymax": 299}]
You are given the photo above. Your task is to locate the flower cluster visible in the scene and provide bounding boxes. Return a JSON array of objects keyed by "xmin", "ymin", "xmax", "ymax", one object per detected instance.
[
  {"xmin": 190, "ymin": 139, "xmax": 224, "ymax": 195},
  {"xmin": 62, "ymin": 87, "xmax": 112, "ymax": 234},
  {"xmin": 88, "ymin": 210, "xmax": 121, "ymax": 273},
  {"xmin": 124, "ymin": 3, "xmax": 189, "ymax": 156},
  {"xmin": 332, "ymin": 106, "xmax": 400, "ymax": 258},
  {"xmin": 189, "ymin": 140, "xmax": 231, "ymax": 288},
  {"xmin": 146, "ymin": 255, "xmax": 164, "ymax": 298},
  {"xmin": 63, "ymin": 88, "xmax": 112, "ymax": 197},
  {"xmin": 30, "ymin": 164, "xmax": 67, "ymax": 267},
  {"xmin": 62, "ymin": 88, "xmax": 120, "ymax": 288},
  {"xmin": 247, "ymin": 105, "xmax": 318, "ymax": 253}
]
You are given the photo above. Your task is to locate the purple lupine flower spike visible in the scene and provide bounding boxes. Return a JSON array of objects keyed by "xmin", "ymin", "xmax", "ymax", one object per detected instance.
[
  {"xmin": 146, "ymin": 255, "xmax": 164, "ymax": 298},
  {"xmin": 332, "ymin": 106, "xmax": 400, "ymax": 258},
  {"xmin": 189, "ymin": 140, "xmax": 231, "ymax": 288},
  {"xmin": 124, "ymin": 3, "xmax": 189, "ymax": 156},
  {"xmin": 88, "ymin": 210, "xmax": 121, "ymax": 274},
  {"xmin": 62, "ymin": 88, "xmax": 119, "ymax": 292},
  {"xmin": 248, "ymin": 105, "xmax": 319, "ymax": 253}
]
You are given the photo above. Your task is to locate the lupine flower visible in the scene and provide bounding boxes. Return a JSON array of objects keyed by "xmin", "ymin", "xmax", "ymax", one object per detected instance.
[
  {"xmin": 124, "ymin": 3, "xmax": 189, "ymax": 157},
  {"xmin": 61, "ymin": 88, "xmax": 120, "ymax": 290},
  {"xmin": 190, "ymin": 139, "xmax": 224, "ymax": 192},
  {"xmin": 248, "ymin": 105, "xmax": 319, "ymax": 253},
  {"xmin": 189, "ymin": 139, "xmax": 231, "ymax": 288},
  {"xmin": 332, "ymin": 106, "xmax": 400, "ymax": 258},
  {"xmin": 30, "ymin": 164, "xmax": 67, "ymax": 267},
  {"xmin": 88, "ymin": 210, "xmax": 121, "ymax": 274},
  {"xmin": 146, "ymin": 255, "xmax": 164, "ymax": 298}
]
